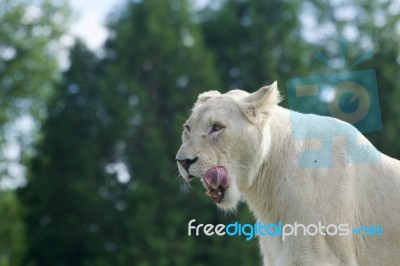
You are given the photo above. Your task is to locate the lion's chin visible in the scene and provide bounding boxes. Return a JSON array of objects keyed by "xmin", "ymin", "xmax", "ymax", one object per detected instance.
[{"xmin": 214, "ymin": 187, "xmax": 241, "ymax": 211}]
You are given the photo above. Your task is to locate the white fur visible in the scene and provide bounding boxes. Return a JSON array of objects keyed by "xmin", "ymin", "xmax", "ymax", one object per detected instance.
[{"xmin": 176, "ymin": 82, "xmax": 400, "ymax": 265}]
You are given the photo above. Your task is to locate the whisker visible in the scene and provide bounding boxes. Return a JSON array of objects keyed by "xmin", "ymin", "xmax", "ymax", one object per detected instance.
[
  {"xmin": 175, "ymin": 170, "xmax": 182, "ymax": 180},
  {"xmin": 179, "ymin": 178, "xmax": 192, "ymax": 193}
]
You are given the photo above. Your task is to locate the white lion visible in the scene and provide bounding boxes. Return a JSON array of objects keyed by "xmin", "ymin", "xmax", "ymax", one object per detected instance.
[{"xmin": 176, "ymin": 81, "xmax": 400, "ymax": 265}]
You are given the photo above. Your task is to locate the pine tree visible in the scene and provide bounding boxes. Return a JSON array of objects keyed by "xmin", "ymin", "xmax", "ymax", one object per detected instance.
[{"xmin": 18, "ymin": 42, "xmax": 132, "ymax": 266}]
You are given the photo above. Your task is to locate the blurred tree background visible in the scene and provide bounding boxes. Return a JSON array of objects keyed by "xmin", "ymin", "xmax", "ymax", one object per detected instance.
[
  {"xmin": 0, "ymin": 0, "xmax": 70, "ymax": 265},
  {"xmin": 0, "ymin": 0, "xmax": 398, "ymax": 265}
]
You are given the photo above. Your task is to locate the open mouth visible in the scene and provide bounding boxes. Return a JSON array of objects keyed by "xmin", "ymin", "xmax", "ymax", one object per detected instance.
[{"xmin": 203, "ymin": 166, "xmax": 229, "ymax": 203}]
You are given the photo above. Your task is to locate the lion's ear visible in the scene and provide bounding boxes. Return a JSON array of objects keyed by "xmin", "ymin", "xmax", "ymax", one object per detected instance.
[
  {"xmin": 239, "ymin": 81, "xmax": 281, "ymax": 123},
  {"xmin": 193, "ymin": 90, "xmax": 221, "ymax": 110}
]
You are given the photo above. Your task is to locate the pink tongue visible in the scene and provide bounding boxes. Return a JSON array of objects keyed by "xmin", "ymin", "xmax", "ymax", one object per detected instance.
[{"xmin": 204, "ymin": 166, "xmax": 229, "ymax": 189}]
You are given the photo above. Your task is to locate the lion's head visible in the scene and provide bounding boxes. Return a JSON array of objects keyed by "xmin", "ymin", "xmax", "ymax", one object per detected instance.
[{"xmin": 176, "ymin": 81, "xmax": 281, "ymax": 210}]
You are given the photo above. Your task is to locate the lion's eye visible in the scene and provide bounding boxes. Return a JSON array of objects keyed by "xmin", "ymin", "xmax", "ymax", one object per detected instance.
[
  {"xmin": 184, "ymin": 124, "xmax": 190, "ymax": 132},
  {"xmin": 211, "ymin": 123, "xmax": 224, "ymax": 133}
]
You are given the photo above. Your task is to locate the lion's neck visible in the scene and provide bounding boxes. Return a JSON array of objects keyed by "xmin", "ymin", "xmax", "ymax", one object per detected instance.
[{"xmin": 241, "ymin": 106, "xmax": 295, "ymax": 224}]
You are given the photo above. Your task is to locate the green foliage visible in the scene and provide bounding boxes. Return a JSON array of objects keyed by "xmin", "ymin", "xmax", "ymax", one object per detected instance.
[
  {"xmin": 0, "ymin": 191, "xmax": 26, "ymax": 266},
  {"xmin": 0, "ymin": 0, "xmax": 71, "ymax": 182},
  {"xmin": 0, "ymin": 0, "xmax": 70, "ymax": 125},
  {"xmin": 0, "ymin": 1, "xmax": 70, "ymax": 265}
]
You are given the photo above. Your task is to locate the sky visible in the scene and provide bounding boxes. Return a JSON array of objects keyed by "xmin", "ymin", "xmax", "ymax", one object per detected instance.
[
  {"xmin": 68, "ymin": 0, "xmax": 210, "ymax": 51},
  {"xmin": 65, "ymin": 0, "xmax": 356, "ymax": 52},
  {"xmin": 69, "ymin": 0, "xmax": 124, "ymax": 51}
]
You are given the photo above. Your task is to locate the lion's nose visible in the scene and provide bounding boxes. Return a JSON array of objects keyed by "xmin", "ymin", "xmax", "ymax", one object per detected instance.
[{"xmin": 176, "ymin": 157, "xmax": 198, "ymax": 173}]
